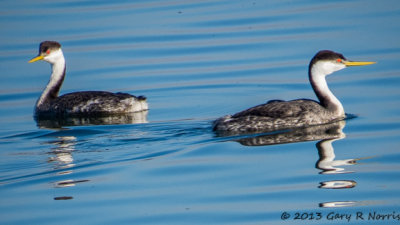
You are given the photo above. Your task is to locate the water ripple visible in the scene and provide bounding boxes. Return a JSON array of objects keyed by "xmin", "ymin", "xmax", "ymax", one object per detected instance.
[{"xmin": 1, "ymin": 0, "xmax": 400, "ymax": 224}]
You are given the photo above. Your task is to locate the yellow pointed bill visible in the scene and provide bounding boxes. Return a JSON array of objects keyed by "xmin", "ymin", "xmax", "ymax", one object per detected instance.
[
  {"xmin": 344, "ymin": 60, "xmax": 376, "ymax": 66},
  {"xmin": 28, "ymin": 55, "xmax": 44, "ymax": 63}
]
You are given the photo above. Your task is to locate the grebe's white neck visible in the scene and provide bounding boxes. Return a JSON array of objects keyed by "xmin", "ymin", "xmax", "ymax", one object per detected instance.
[
  {"xmin": 309, "ymin": 61, "xmax": 346, "ymax": 117},
  {"xmin": 36, "ymin": 49, "xmax": 66, "ymax": 108}
]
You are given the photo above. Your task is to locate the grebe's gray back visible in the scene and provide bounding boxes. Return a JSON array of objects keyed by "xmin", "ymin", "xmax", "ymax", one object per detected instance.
[
  {"xmin": 29, "ymin": 41, "xmax": 148, "ymax": 119},
  {"xmin": 213, "ymin": 50, "xmax": 375, "ymax": 134}
]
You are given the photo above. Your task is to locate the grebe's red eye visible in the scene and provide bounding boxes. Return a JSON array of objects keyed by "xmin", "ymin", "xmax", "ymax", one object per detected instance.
[
  {"xmin": 46, "ymin": 50, "xmax": 51, "ymax": 54},
  {"xmin": 336, "ymin": 58, "xmax": 342, "ymax": 63}
]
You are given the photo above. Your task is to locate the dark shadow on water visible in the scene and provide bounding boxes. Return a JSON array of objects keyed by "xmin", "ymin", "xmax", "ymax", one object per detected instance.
[
  {"xmin": 35, "ymin": 110, "xmax": 148, "ymax": 129},
  {"xmin": 235, "ymin": 121, "xmax": 345, "ymax": 146}
]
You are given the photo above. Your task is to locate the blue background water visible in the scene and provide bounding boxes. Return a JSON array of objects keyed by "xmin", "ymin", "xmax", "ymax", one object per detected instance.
[{"xmin": 1, "ymin": 0, "xmax": 400, "ymax": 224}]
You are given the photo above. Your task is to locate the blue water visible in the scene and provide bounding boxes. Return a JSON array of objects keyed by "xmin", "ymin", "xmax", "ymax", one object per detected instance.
[{"xmin": 1, "ymin": 0, "xmax": 400, "ymax": 224}]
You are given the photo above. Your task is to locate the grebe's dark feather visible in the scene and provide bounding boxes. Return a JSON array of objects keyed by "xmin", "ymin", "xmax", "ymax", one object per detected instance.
[{"xmin": 35, "ymin": 91, "xmax": 147, "ymax": 118}]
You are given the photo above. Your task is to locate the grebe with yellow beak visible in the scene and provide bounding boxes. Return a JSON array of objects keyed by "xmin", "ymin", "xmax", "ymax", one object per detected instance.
[
  {"xmin": 29, "ymin": 41, "xmax": 148, "ymax": 119},
  {"xmin": 213, "ymin": 50, "xmax": 375, "ymax": 134}
]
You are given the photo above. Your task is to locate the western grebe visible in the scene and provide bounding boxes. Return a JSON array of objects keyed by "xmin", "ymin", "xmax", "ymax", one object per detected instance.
[
  {"xmin": 213, "ymin": 50, "xmax": 375, "ymax": 134},
  {"xmin": 29, "ymin": 41, "xmax": 148, "ymax": 119}
]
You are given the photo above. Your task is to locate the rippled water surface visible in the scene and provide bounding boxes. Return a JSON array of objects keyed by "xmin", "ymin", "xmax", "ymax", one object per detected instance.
[{"xmin": 1, "ymin": 0, "xmax": 400, "ymax": 224}]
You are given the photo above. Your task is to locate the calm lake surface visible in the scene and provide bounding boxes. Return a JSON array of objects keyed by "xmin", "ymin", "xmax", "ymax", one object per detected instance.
[{"xmin": 1, "ymin": 0, "xmax": 400, "ymax": 224}]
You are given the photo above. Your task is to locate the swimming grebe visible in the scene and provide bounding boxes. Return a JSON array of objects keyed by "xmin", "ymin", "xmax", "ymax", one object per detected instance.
[
  {"xmin": 213, "ymin": 50, "xmax": 375, "ymax": 134},
  {"xmin": 29, "ymin": 41, "xmax": 148, "ymax": 119}
]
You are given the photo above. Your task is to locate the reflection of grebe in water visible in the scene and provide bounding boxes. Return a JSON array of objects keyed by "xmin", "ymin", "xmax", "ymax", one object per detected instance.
[
  {"xmin": 213, "ymin": 50, "xmax": 375, "ymax": 134},
  {"xmin": 36, "ymin": 110, "xmax": 148, "ymax": 128},
  {"xmin": 234, "ymin": 120, "xmax": 363, "ymax": 174},
  {"xmin": 235, "ymin": 120, "xmax": 346, "ymax": 146},
  {"xmin": 230, "ymin": 120, "xmax": 372, "ymax": 207},
  {"xmin": 29, "ymin": 41, "xmax": 148, "ymax": 122},
  {"xmin": 46, "ymin": 136, "xmax": 89, "ymax": 194},
  {"xmin": 48, "ymin": 136, "xmax": 76, "ymax": 169},
  {"xmin": 316, "ymin": 137, "xmax": 358, "ymax": 175}
]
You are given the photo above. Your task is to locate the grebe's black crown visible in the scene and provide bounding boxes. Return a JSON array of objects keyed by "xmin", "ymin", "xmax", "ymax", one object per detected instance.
[
  {"xmin": 309, "ymin": 50, "xmax": 346, "ymax": 70},
  {"xmin": 38, "ymin": 41, "xmax": 61, "ymax": 54},
  {"xmin": 312, "ymin": 50, "xmax": 346, "ymax": 62}
]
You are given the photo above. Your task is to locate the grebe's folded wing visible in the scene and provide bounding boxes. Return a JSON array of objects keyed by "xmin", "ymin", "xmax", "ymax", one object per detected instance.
[{"xmin": 232, "ymin": 99, "xmax": 321, "ymax": 118}]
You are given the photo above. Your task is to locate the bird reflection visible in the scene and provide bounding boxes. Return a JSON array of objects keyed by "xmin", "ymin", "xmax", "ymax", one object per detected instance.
[
  {"xmin": 47, "ymin": 136, "xmax": 76, "ymax": 170},
  {"xmin": 231, "ymin": 120, "xmax": 361, "ymax": 175},
  {"xmin": 316, "ymin": 138, "xmax": 359, "ymax": 175},
  {"xmin": 36, "ymin": 110, "xmax": 148, "ymax": 128},
  {"xmin": 229, "ymin": 119, "xmax": 364, "ymax": 208},
  {"xmin": 319, "ymin": 180, "xmax": 357, "ymax": 189},
  {"xmin": 235, "ymin": 120, "xmax": 346, "ymax": 146},
  {"xmin": 319, "ymin": 201, "xmax": 358, "ymax": 208},
  {"xmin": 46, "ymin": 136, "xmax": 90, "ymax": 200}
]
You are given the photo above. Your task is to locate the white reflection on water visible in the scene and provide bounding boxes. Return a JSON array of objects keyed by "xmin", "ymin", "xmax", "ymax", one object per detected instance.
[{"xmin": 45, "ymin": 136, "xmax": 89, "ymax": 199}]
